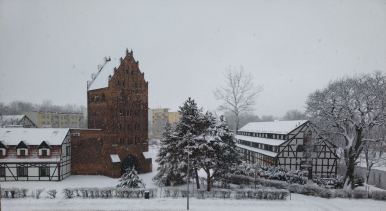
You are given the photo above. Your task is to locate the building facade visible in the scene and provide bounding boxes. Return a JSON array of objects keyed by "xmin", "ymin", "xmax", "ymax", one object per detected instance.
[
  {"xmin": 70, "ymin": 49, "xmax": 152, "ymax": 178},
  {"xmin": 0, "ymin": 128, "xmax": 71, "ymax": 181},
  {"xmin": 21, "ymin": 111, "xmax": 84, "ymax": 128},
  {"xmin": 149, "ymin": 108, "xmax": 180, "ymax": 138},
  {"xmin": 236, "ymin": 120, "xmax": 338, "ymax": 179}
]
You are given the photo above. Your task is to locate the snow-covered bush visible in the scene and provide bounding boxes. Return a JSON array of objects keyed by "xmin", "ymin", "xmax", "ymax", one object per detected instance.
[
  {"xmin": 35, "ymin": 189, "xmax": 44, "ymax": 199},
  {"xmin": 256, "ymin": 178, "xmax": 288, "ymax": 189},
  {"xmin": 47, "ymin": 189, "xmax": 57, "ymax": 198},
  {"xmin": 334, "ymin": 189, "xmax": 353, "ymax": 198},
  {"xmin": 9, "ymin": 187, "xmax": 18, "ymax": 198},
  {"xmin": 117, "ymin": 167, "xmax": 146, "ymax": 189},
  {"xmin": 79, "ymin": 188, "xmax": 89, "ymax": 198},
  {"xmin": 62, "ymin": 188, "xmax": 74, "ymax": 199},
  {"xmin": 20, "ymin": 188, "xmax": 28, "ymax": 198},
  {"xmin": 1, "ymin": 188, "xmax": 9, "ymax": 198},
  {"xmin": 370, "ymin": 190, "xmax": 386, "ymax": 201},
  {"xmin": 230, "ymin": 174, "xmax": 252, "ymax": 185},
  {"xmin": 171, "ymin": 188, "xmax": 180, "ymax": 198},
  {"xmin": 353, "ymin": 189, "xmax": 368, "ymax": 199}
]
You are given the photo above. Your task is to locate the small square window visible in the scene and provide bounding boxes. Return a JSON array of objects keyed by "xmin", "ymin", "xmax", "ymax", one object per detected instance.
[
  {"xmin": 18, "ymin": 167, "xmax": 28, "ymax": 177},
  {"xmin": 42, "ymin": 150, "xmax": 47, "ymax": 156},
  {"xmin": 20, "ymin": 150, "xmax": 26, "ymax": 156}
]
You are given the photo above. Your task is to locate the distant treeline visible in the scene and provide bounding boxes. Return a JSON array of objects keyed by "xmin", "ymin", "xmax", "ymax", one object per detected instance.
[{"xmin": 0, "ymin": 100, "xmax": 86, "ymax": 115}]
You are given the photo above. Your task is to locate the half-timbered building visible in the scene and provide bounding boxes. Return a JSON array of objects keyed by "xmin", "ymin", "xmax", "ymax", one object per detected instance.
[
  {"xmin": 0, "ymin": 128, "xmax": 71, "ymax": 181},
  {"xmin": 236, "ymin": 120, "xmax": 338, "ymax": 178}
]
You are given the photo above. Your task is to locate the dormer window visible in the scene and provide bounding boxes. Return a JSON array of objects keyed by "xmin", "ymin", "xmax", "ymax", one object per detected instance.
[
  {"xmin": 16, "ymin": 141, "xmax": 29, "ymax": 156},
  {"xmin": 38, "ymin": 141, "xmax": 51, "ymax": 156}
]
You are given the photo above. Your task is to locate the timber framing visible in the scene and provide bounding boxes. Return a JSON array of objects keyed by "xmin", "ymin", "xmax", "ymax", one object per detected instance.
[{"xmin": 236, "ymin": 120, "xmax": 338, "ymax": 179}]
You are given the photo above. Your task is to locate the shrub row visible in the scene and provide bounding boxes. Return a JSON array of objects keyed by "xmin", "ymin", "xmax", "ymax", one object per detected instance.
[{"xmin": 1, "ymin": 188, "xmax": 49, "ymax": 199}]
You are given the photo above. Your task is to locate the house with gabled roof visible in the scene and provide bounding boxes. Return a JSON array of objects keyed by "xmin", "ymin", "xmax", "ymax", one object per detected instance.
[
  {"xmin": 0, "ymin": 115, "xmax": 37, "ymax": 128},
  {"xmin": 236, "ymin": 120, "xmax": 338, "ymax": 179},
  {"xmin": 0, "ymin": 128, "xmax": 71, "ymax": 181}
]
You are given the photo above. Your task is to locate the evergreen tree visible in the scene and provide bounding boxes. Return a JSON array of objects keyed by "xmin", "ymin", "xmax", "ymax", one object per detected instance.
[
  {"xmin": 152, "ymin": 98, "xmax": 241, "ymax": 191},
  {"xmin": 116, "ymin": 167, "xmax": 146, "ymax": 188}
]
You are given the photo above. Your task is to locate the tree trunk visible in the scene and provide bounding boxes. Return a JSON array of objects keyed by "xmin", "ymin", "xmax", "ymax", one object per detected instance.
[
  {"xmin": 207, "ymin": 170, "xmax": 211, "ymax": 191},
  {"xmin": 195, "ymin": 169, "xmax": 200, "ymax": 189},
  {"xmin": 344, "ymin": 147, "xmax": 356, "ymax": 190}
]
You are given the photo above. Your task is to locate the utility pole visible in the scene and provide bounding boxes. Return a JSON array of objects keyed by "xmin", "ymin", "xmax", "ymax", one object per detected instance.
[{"xmin": 187, "ymin": 149, "xmax": 189, "ymax": 210}]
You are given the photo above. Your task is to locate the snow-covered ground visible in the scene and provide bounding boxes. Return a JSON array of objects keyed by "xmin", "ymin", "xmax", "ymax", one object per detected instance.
[{"xmin": 1, "ymin": 146, "xmax": 385, "ymax": 211}]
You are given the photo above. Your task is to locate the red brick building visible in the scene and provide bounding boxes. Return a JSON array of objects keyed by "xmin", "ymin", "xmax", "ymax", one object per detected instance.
[{"xmin": 71, "ymin": 49, "xmax": 152, "ymax": 178}]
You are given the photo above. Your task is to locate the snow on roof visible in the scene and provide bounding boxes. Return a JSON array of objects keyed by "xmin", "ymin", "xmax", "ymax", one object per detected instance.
[
  {"xmin": 88, "ymin": 56, "xmax": 122, "ymax": 91},
  {"xmin": 239, "ymin": 120, "xmax": 308, "ymax": 134},
  {"xmin": 235, "ymin": 143, "xmax": 278, "ymax": 157},
  {"xmin": 0, "ymin": 157, "xmax": 61, "ymax": 163},
  {"xmin": 142, "ymin": 151, "xmax": 152, "ymax": 159},
  {"xmin": 0, "ymin": 128, "xmax": 69, "ymax": 146},
  {"xmin": 110, "ymin": 154, "xmax": 121, "ymax": 163},
  {"xmin": 235, "ymin": 135, "xmax": 286, "ymax": 146}
]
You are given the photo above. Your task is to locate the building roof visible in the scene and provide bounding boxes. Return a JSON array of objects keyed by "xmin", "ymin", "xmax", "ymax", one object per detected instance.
[
  {"xmin": 235, "ymin": 135, "xmax": 286, "ymax": 146},
  {"xmin": 110, "ymin": 154, "xmax": 121, "ymax": 163},
  {"xmin": 88, "ymin": 57, "xmax": 121, "ymax": 91},
  {"xmin": 235, "ymin": 143, "xmax": 278, "ymax": 157},
  {"xmin": 238, "ymin": 120, "xmax": 308, "ymax": 134},
  {"xmin": 0, "ymin": 128, "xmax": 69, "ymax": 146}
]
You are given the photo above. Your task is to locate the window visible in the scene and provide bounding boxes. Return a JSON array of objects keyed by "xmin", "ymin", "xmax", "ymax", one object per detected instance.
[
  {"xmin": 42, "ymin": 121, "xmax": 45, "ymax": 125},
  {"xmin": 40, "ymin": 167, "xmax": 50, "ymax": 177},
  {"xmin": 131, "ymin": 70, "xmax": 133, "ymax": 75},
  {"xmin": 128, "ymin": 96, "xmax": 131, "ymax": 101},
  {"xmin": 20, "ymin": 150, "xmax": 26, "ymax": 156},
  {"xmin": 18, "ymin": 167, "xmax": 28, "ymax": 177},
  {"xmin": 120, "ymin": 138, "xmax": 124, "ymax": 145},
  {"xmin": 126, "ymin": 69, "xmax": 128, "ymax": 74},
  {"xmin": 0, "ymin": 150, "xmax": 3, "ymax": 156},
  {"xmin": 42, "ymin": 150, "xmax": 47, "ymax": 156},
  {"xmin": 66, "ymin": 146, "xmax": 71, "ymax": 156},
  {"xmin": 296, "ymin": 145, "xmax": 304, "ymax": 152},
  {"xmin": 102, "ymin": 94, "xmax": 105, "ymax": 101},
  {"xmin": 0, "ymin": 167, "xmax": 5, "ymax": 177},
  {"xmin": 42, "ymin": 115, "xmax": 45, "ymax": 119},
  {"xmin": 117, "ymin": 80, "xmax": 120, "ymax": 85},
  {"xmin": 122, "ymin": 80, "xmax": 125, "ymax": 86},
  {"xmin": 139, "ymin": 83, "xmax": 141, "ymax": 88}
]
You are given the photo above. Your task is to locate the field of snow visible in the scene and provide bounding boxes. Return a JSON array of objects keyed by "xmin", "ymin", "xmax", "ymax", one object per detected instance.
[{"xmin": 1, "ymin": 146, "xmax": 385, "ymax": 211}]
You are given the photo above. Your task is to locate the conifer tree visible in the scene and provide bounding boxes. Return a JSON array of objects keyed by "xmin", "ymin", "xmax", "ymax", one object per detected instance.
[{"xmin": 117, "ymin": 167, "xmax": 146, "ymax": 188}]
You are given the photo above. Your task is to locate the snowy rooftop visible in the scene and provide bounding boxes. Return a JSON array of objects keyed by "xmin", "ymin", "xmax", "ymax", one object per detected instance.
[
  {"xmin": 142, "ymin": 151, "xmax": 152, "ymax": 159},
  {"xmin": 110, "ymin": 154, "xmax": 121, "ymax": 163},
  {"xmin": 235, "ymin": 143, "xmax": 278, "ymax": 157},
  {"xmin": 0, "ymin": 128, "xmax": 69, "ymax": 146},
  {"xmin": 0, "ymin": 157, "xmax": 61, "ymax": 163},
  {"xmin": 239, "ymin": 120, "xmax": 308, "ymax": 134},
  {"xmin": 235, "ymin": 135, "xmax": 286, "ymax": 146},
  {"xmin": 88, "ymin": 56, "xmax": 122, "ymax": 91}
]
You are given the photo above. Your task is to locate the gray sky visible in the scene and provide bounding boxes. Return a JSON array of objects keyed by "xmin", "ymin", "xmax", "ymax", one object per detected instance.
[{"xmin": 1, "ymin": 0, "xmax": 385, "ymax": 117}]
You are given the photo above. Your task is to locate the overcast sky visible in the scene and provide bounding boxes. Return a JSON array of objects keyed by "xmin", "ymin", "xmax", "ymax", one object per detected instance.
[{"xmin": 1, "ymin": 0, "xmax": 385, "ymax": 117}]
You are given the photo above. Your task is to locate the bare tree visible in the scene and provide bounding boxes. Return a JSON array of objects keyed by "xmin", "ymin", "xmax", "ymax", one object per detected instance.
[
  {"xmin": 214, "ymin": 66, "xmax": 263, "ymax": 132},
  {"xmin": 359, "ymin": 125, "xmax": 386, "ymax": 184},
  {"xmin": 282, "ymin": 109, "xmax": 308, "ymax": 121},
  {"xmin": 306, "ymin": 71, "xmax": 386, "ymax": 189}
]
